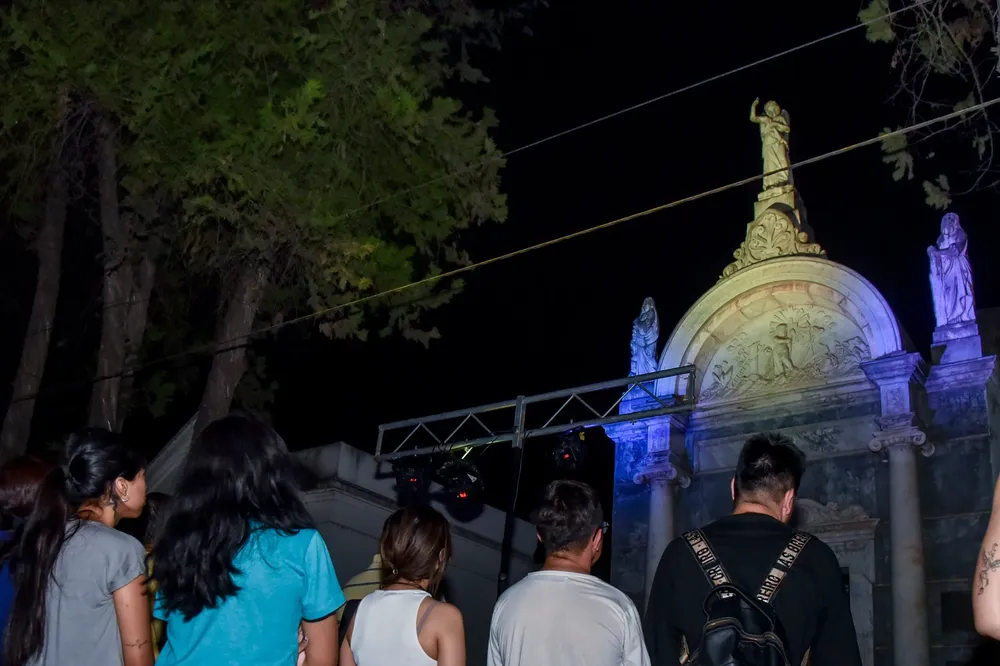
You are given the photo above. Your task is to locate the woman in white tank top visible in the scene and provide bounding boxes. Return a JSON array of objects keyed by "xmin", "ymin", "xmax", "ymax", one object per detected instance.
[{"xmin": 341, "ymin": 505, "xmax": 466, "ymax": 666}]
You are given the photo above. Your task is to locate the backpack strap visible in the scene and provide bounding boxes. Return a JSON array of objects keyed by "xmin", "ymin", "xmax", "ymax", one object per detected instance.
[
  {"xmin": 756, "ymin": 530, "xmax": 812, "ymax": 605},
  {"xmin": 682, "ymin": 529, "xmax": 733, "ymax": 588}
]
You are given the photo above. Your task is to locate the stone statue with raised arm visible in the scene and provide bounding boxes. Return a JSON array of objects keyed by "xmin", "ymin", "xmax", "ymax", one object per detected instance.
[
  {"xmin": 750, "ymin": 98, "xmax": 793, "ymax": 191},
  {"xmin": 630, "ymin": 297, "xmax": 659, "ymax": 377},
  {"xmin": 928, "ymin": 212, "xmax": 976, "ymax": 327}
]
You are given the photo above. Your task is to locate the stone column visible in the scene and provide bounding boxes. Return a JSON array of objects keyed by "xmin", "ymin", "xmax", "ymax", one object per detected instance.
[
  {"xmin": 635, "ymin": 414, "xmax": 690, "ymax": 604},
  {"xmin": 634, "ymin": 452, "xmax": 690, "ymax": 602},
  {"xmin": 863, "ymin": 353, "xmax": 932, "ymax": 666}
]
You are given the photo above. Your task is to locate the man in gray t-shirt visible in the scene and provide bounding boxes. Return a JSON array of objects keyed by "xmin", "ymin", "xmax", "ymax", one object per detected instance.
[{"xmin": 30, "ymin": 519, "xmax": 147, "ymax": 666}]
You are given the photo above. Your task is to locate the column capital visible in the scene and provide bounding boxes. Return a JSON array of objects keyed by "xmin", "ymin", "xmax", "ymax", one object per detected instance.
[
  {"xmin": 633, "ymin": 451, "xmax": 691, "ymax": 488},
  {"xmin": 869, "ymin": 413, "xmax": 934, "ymax": 457}
]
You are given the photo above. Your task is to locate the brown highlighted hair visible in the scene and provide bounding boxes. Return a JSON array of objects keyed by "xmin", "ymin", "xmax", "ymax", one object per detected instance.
[
  {"xmin": 0, "ymin": 457, "xmax": 51, "ymax": 531},
  {"xmin": 380, "ymin": 505, "xmax": 453, "ymax": 595}
]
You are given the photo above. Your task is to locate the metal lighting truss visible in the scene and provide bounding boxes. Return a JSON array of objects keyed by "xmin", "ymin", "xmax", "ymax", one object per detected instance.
[{"xmin": 375, "ymin": 365, "xmax": 697, "ymax": 595}]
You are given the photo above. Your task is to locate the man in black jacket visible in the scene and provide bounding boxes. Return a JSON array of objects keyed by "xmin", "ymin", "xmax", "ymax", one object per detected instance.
[{"xmin": 643, "ymin": 432, "xmax": 862, "ymax": 666}]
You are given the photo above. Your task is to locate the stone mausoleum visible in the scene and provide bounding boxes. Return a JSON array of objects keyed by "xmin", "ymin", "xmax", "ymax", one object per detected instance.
[{"xmin": 605, "ymin": 100, "xmax": 1000, "ymax": 666}]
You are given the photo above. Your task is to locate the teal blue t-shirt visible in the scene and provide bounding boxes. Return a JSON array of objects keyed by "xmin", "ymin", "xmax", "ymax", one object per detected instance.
[{"xmin": 154, "ymin": 527, "xmax": 345, "ymax": 666}]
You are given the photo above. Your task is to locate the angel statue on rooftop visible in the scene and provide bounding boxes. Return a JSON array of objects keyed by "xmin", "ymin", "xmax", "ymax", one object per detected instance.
[{"xmin": 750, "ymin": 98, "xmax": 792, "ymax": 191}]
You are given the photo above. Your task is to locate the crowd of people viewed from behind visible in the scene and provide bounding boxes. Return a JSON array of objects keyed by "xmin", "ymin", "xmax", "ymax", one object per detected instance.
[{"xmin": 2, "ymin": 418, "xmax": 995, "ymax": 665}]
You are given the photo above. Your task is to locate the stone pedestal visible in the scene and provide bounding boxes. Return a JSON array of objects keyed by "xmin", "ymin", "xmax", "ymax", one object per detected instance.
[
  {"xmin": 862, "ymin": 354, "xmax": 932, "ymax": 666},
  {"xmin": 634, "ymin": 451, "xmax": 690, "ymax": 603},
  {"xmin": 931, "ymin": 321, "xmax": 982, "ymax": 365}
]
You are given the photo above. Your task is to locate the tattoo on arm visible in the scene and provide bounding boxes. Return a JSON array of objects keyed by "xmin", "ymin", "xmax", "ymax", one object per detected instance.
[
  {"xmin": 122, "ymin": 639, "xmax": 151, "ymax": 649},
  {"xmin": 978, "ymin": 543, "xmax": 1000, "ymax": 596}
]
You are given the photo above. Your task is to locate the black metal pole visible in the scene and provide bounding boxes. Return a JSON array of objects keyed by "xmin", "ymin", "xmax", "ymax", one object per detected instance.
[{"xmin": 497, "ymin": 396, "xmax": 526, "ymax": 597}]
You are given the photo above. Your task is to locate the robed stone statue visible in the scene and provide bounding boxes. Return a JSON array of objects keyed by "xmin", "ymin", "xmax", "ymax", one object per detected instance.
[
  {"xmin": 630, "ymin": 297, "xmax": 659, "ymax": 377},
  {"xmin": 928, "ymin": 212, "xmax": 976, "ymax": 327},
  {"xmin": 750, "ymin": 98, "xmax": 792, "ymax": 191}
]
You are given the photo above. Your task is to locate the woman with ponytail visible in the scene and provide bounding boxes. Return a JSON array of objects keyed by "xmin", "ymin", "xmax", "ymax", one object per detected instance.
[
  {"xmin": 342, "ymin": 505, "xmax": 466, "ymax": 666},
  {"xmin": 0, "ymin": 429, "xmax": 151, "ymax": 666}
]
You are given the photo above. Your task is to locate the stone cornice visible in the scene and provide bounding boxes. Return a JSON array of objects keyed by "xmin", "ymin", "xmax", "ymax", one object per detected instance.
[
  {"xmin": 603, "ymin": 420, "xmax": 648, "ymax": 443},
  {"xmin": 925, "ymin": 354, "xmax": 997, "ymax": 392},
  {"xmin": 807, "ymin": 518, "xmax": 881, "ymax": 542},
  {"xmin": 795, "ymin": 499, "xmax": 880, "ymax": 539},
  {"xmin": 861, "ymin": 352, "xmax": 927, "ymax": 387},
  {"xmin": 688, "ymin": 377, "xmax": 877, "ymax": 431}
]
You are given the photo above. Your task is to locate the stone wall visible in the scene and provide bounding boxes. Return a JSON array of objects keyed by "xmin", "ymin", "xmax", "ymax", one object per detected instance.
[
  {"xmin": 645, "ymin": 366, "xmax": 999, "ymax": 666},
  {"xmin": 920, "ymin": 362, "xmax": 997, "ymax": 666}
]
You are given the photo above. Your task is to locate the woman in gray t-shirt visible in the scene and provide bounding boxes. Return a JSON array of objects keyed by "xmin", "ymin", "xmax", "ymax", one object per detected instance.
[{"xmin": 0, "ymin": 429, "xmax": 152, "ymax": 666}]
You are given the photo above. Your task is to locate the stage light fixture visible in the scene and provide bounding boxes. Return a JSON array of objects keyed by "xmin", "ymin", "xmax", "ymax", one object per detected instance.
[
  {"xmin": 393, "ymin": 464, "xmax": 430, "ymax": 506},
  {"xmin": 553, "ymin": 426, "xmax": 587, "ymax": 471},
  {"xmin": 437, "ymin": 458, "xmax": 484, "ymax": 504}
]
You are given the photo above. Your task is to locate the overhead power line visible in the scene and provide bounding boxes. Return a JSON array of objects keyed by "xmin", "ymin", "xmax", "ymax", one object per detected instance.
[
  {"xmin": 329, "ymin": 0, "xmax": 932, "ymax": 222},
  {"xmin": 11, "ymin": 94, "xmax": 999, "ymax": 405}
]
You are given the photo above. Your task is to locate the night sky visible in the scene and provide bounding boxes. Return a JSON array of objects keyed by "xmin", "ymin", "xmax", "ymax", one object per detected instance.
[{"xmin": 2, "ymin": 2, "xmax": 1000, "ymax": 529}]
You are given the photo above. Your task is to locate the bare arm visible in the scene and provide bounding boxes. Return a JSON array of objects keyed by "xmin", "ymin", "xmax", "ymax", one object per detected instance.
[
  {"xmin": 435, "ymin": 604, "xmax": 466, "ymax": 666},
  {"xmin": 302, "ymin": 614, "xmax": 339, "ymax": 666},
  {"xmin": 974, "ymin": 476, "xmax": 1000, "ymax": 638},
  {"xmin": 339, "ymin": 614, "xmax": 357, "ymax": 666},
  {"xmin": 113, "ymin": 576, "xmax": 154, "ymax": 666}
]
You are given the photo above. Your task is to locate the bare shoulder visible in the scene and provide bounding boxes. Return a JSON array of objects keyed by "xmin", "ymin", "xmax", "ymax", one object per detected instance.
[{"xmin": 428, "ymin": 600, "xmax": 464, "ymax": 630}]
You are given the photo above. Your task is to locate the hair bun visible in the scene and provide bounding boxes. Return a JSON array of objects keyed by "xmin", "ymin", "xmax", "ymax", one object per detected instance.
[{"xmin": 66, "ymin": 455, "xmax": 87, "ymax": 483}]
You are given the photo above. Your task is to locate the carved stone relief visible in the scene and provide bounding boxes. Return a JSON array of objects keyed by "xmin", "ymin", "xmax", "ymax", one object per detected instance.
[
  {"xmin": 702, "ymin": 306, "xmax": 871, "ymax": 401},
  {"xmin": 793, "ymin": 427, "xmax": 840, "ymax": 454},
  {"xmin": 795, "ymin": 498, "xmax": 870, "ymax": 527},
  {"xmin": 721, "ymin": 208, "xmax": 825, "ymax": 280}
]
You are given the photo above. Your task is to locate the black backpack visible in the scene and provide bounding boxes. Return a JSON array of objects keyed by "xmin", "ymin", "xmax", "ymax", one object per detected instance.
[{"xmin": 681, "ymin": 528, "xmax": 811, "ymax": 666}]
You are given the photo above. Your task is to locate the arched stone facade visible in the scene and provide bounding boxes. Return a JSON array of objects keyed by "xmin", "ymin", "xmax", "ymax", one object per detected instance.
[
  {"xmin": 654, "ymin": 256, "xmax": 905, "ymax": 400},
  {"xmin": 606, "ymin": 188, "xmax": 997, "ymax": 666}
]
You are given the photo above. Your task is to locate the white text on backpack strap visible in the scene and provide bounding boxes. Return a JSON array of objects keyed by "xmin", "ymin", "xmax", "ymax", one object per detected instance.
[{"xmin": 757, "ymin": 531, "xmax": 811, "ymax": 604}]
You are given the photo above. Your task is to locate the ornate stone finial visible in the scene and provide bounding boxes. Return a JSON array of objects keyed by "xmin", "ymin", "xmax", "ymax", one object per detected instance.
[
  {"xmin": 750, "ymin": 98, "xmax": 792, "ymax": 195},
  {"xmin": 720, "ymin": 208, "xmax": 825, "ymax": 280},
  {"xmin": 928, "ymin": 211, "xmax": 976, "ymax": 328},
  {"xmin": 630, "ymin": 297, "xmax": 659, "ymax": 377}
]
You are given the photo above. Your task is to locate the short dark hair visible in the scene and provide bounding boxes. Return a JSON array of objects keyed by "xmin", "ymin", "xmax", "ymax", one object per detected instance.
[
  {"xmin": 734, "ymin": 432, "xmax": 805, "ymax": 504},
  {"xmin": 534, "ymin": 480, "xmax": 604, "ymax": 555}
]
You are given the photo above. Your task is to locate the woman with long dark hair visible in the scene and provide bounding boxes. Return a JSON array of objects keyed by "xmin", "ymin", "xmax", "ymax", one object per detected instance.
[
  {"xmin": 152, "ymin": 415, "xmax": 344, "ymax": 665},
  {"xmin": 342, "ymin": 505, "xmax": 465, "ymax": 666},
  {"xmin": 0, "ymin": 429, "xmax": 151, "ymax": 666},
  {"xmin": 0, "ymin": 456, "xmax": 52, "ymax": 666}
]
